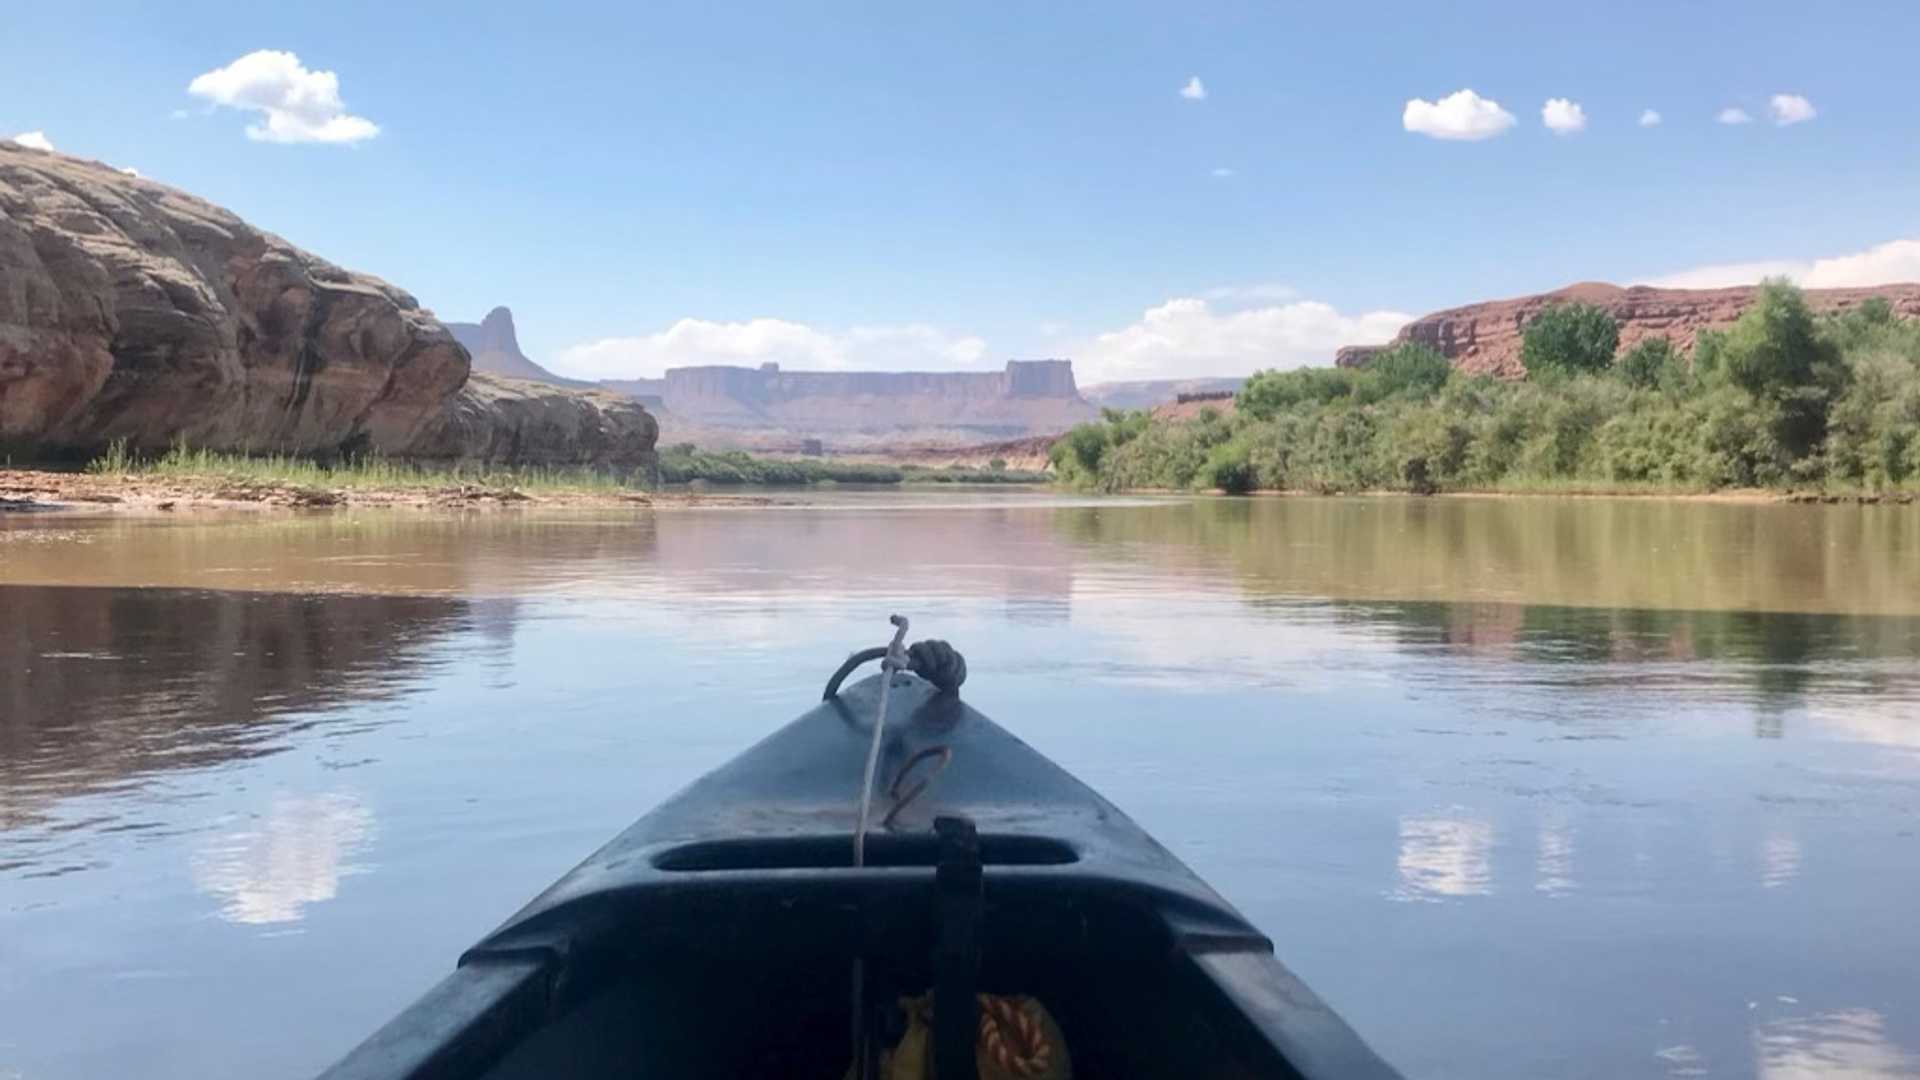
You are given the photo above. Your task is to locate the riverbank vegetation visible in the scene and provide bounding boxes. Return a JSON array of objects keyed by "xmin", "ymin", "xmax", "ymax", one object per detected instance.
[
  {"xmin": 1050, "ymin": 281, "xmax": 1920, "ymax": 495},
  {"xmin": 656, "ymin": 444, "xmax": 1050, "ymax": 485},
  {"xmin": 87, "ymin": 441, "xmax": 644, "ymax": 495},
  {"xmin": 75, "ymin": 440, "xmax": 1051, "ymax": 498}
]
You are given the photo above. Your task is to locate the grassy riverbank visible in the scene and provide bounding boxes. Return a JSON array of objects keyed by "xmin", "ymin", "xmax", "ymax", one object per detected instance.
[
  {"xmin": 86, "ymin": 442, "xmax": 646, "ymax": 496},
  {"xmin": 0, "ymin": 440, "xmax": 1057, "ymax": 513},
  {"xmin": 655, "ymin": 444, "xmax": 1051, "ymax": 485},
  {"xmin": 1051, "ymin": 281, "xmax": 1920, "ymax": 497}
]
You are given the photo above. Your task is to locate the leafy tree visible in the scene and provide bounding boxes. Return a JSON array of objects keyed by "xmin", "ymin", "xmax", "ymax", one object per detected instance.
[
  {"xmin": 1615, "ymin": 336, "xmax": 1678, "ymax": 389},
  {"xmin": 1714, "ymin": 279, "xmax": 1847, "ymax": 457},
  {"xmin": 1237, "ymin": 366, "xmax": 1363, "ymax": 419},
  {"xmin": 1367, "ymin": 342, "xmax": 1453, "ymax": 398},
  {"xmin": 1202, "ymin": 437, "xmax": 1256, "ymax": 493},
  {"xmin": 1521, "ymin": 302, "xmax": 1620, "ymax": 377}
]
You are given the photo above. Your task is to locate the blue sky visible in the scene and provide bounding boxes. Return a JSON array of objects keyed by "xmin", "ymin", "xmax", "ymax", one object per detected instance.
[{"xmin": 5, "ymin": 1, "xmax": 1918, "ymax": 382}]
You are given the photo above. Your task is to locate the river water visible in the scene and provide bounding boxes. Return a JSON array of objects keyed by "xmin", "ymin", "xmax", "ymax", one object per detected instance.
[{"xmin": 3, "ymin": 491, "xmax": 1918, "ymax": 1079}]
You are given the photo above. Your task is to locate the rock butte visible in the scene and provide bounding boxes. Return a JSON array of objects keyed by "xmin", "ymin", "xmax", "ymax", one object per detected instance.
[
  {"xmin": 0, "ymin": 143, "xmax": 654, "ymax": 469},
  {"xmin": 1337, "ymin": 281, "xmax": 1920, "ymax": 378},
  {"xmin": 447, "ymin": 306, "xmax": 588, "ymax": 389}
]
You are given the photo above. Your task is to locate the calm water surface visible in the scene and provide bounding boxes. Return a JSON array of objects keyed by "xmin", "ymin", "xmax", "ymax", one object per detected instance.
[{"xmin": 3, "ymin": 491, "xmax": 1919, "ymax": 1079}]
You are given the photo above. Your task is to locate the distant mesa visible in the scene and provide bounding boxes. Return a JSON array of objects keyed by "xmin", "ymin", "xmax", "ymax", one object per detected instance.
[
  {"xmin": 636, "ymin": 358, "xmax": 1095, "ymax": 442},
  {"xmin": 449, "ymin": 312, "xmax": 1106, "ymax": 447},
  {"xmin": 1337, "ymin": 281, "xmax": 1920, "ymax": 378}
]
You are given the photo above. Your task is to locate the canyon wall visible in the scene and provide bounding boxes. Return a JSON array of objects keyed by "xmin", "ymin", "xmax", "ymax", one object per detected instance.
[
  {"xmin": 648, "ymin": 359, "xmax": 1096, "ymax": 439},
  {"xmin": 0, "ymin": 144, "xmax": 651, "ymax": 468},
  {"xmin": 1337, "ymin": 281, "xmax": 1920, "ymax": 378}
]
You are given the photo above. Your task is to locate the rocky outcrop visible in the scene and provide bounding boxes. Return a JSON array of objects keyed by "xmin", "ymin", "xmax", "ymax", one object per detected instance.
[
  {"xmin": 1338, "ymin": 281, "xmax": 1920, "ymax": 378},
  {"xmin": 406, "ymin": 372, "xmax": 658, "ymax": 475},
  {"xmin": 0, "ymin": 144, "xmax": 653, "ymax": 469},
  {"xmin": 0, "ymin": 142, "xmax": 470, "ymax": 456},
  {"xmin": 446, "ymin": 306, "xmax": 588, "ymax": 387}
]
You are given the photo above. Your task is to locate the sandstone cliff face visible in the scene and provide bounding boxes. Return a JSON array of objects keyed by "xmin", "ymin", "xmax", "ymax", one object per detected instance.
[
  {"xmin": 407, "ymin": 372, "xmax": 659, "ymax": 474},
  {"xmin": 1338, "ymin": 282, "xmax": 1920, "ymax": 378},
  {"xmin": 445, "ymin": 306, "xmax": 587, "ymax": 387},
  {"xmin": 0, "ymin": 142, "xmax": 468, "ymax": 456},
  {"xmin": 0, "ymin": 145, "xmax": 653, "ymax": 469}
]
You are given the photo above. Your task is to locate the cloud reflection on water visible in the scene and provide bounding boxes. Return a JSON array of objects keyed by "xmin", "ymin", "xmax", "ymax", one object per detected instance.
[
  {"xmin": 1756, "ymin": 1008, "xmax": 1918, "ymax": 1079},
  {"xmin": 1391, "ymin": 812, "xmax": 1495, "ymax": 901},
  {"xmin": 190, "ymin": 793, "xmax": 373, "ymax": 925}
]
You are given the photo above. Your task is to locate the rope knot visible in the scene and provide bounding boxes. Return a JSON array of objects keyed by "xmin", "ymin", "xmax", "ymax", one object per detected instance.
[{"xmin": 906, "ymin": 639, "xmax": 967, "ymax": 694}]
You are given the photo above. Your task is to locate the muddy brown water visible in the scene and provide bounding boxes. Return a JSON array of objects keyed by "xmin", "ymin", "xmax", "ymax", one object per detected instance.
[{"xmin": 3, "ymin": 490, "xmax": 1918, "ymax": 1078}]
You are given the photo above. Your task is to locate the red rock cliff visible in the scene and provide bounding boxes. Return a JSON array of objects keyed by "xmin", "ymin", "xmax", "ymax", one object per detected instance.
[
  {"xmin": 1337, "ymin": 281, "xmax": 1920, "ymax": 378},
  {"xmin": 0, "ymin": 144, "xmax": 652, "ymax": 468}
]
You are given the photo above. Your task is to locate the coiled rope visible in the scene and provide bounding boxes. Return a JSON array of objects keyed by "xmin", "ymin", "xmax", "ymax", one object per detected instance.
[{"xmin": 823, "ymin": 637, "xmax": 967, "ymax": 701}]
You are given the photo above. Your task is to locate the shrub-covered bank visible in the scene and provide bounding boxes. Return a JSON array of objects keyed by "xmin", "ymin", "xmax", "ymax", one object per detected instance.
[
  {"xmin": 657, "ymin": 445, "xmax": 1050, "ymax": 486},
  {"xmin": 1050, "ymin": 281, "xmax": 1920, "ymax": 495}
]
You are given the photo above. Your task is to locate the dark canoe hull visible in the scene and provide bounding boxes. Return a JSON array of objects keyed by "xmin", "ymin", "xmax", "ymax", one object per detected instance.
[{"xmin": 319, "ymin": 673, "xmax": 1402, "ymax": 1079}]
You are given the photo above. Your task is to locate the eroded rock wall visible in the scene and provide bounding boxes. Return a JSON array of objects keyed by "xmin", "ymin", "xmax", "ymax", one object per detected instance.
[
  {"xmin": 1338, "ymin": 282, "xmax": 1920, "ymax": 378},
  {"xmin": 0, "ymin": 145, "xmax": 653, "ymax": 469}
]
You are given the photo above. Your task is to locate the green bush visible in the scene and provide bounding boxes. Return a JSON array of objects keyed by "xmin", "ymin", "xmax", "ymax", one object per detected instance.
[
  {"xmin": 1051, "ymin": 282, "xmax": 1918, "ymax": 496},
  {"xmin": 1522, "ymin": 302, "xmax": 1620, "ymax": 378},
  {"xmin": 1367, "ymin": 342, "xmax": 1454, "ymax": 399},
  {"xmin": 1237, "ymin": 366, "xmax": 1367, "ymax": 420},
  {"xmin": 1615, "ymin": 336, "xmax": 1678, "ymax": 389}
]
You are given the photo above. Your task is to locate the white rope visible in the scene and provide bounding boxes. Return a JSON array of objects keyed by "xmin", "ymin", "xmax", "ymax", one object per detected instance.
[{"xmin": 853, "ymin": 614, "xmax": 909, "ymax": 868}]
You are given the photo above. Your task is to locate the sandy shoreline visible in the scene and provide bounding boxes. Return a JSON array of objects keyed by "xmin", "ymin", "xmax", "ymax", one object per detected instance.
[
  {"xmin": 0, "ymin": 469, "xmax": 774, "ymax": 514},
  {"xmin": 5, "ymin": 468, "xmax": 1911, "ymax": 515}
]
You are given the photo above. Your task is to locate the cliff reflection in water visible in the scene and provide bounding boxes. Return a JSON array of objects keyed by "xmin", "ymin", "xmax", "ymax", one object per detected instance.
[{"xmin": 0, "ymin": 585, "xmax": 487, "ymax": 874}]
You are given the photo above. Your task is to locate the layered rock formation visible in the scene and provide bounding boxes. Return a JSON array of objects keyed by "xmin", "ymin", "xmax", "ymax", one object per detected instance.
[
  {"xmin": 446, "ymin": 306, "xmax": 588, "ymax": 387},
  {"xmin": 407, "ymin": 372, "xmax": 659, "ymax": 473},
  {"xmin": 636, "ymin": 359, "xmax": 1095, "ymax": 440},
  {"xmin": 0, "ymin": 144, "xmax": 652, "ymax": 469},
  {"xmin": 1338, "ymin": 282, "xmax": 1920, "ymax": 378}
]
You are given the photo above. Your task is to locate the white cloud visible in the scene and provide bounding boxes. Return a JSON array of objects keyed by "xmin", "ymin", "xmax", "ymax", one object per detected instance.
[
  {"xmin": 10, "ymin": 130, "xmax": 54, "ymax": 152},
  {"xmin": 118, "ymin": 166, "xmax": 141, "ymax": 178},
  {"xmin": 187, "ymin": 50, "xmax": 379, "ymax": 144},
  {"xmin": 1179, "ymin": 76, "xmax": 1207, "ymax": 101},
  {"xmin": 1071, "ymin": 295, "xmax": 1410, "ymax": 383},
  {"xmin": 1210, "ymin": 166, "xmax": 1235, "ymax": 178},
  {"xmin": 1639, "ymin": 108, "xmax": 1662, "ymax": 127},
  {"xmin": 1717, "ymin": 107, "xmax": 1753, "ymax": 125},
  {"xmin": 1403, "ymin": 89, "xmax": 1517, "ymax": 141},
  {"xmin": 552, "ymin": 318, "xmax": 990, "ymax": 380},
  {"xmin": 1541, "ymin": 98, "xmax": 1587, "ymax": 135},
  {"xmin": 169, "ymin": 108, "xmax": 192, "ymax": 120},
  {"xmin": 1640, "ymin": 238, "xmax": 1920, "ymax": 289},
  {"xmin": 1769, "ymin": 93, "xmax": 1817, "ymax": 126},
  {"xmin": 553, "ymin": 287, "xmax": 1410, "ymax": 386}
]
